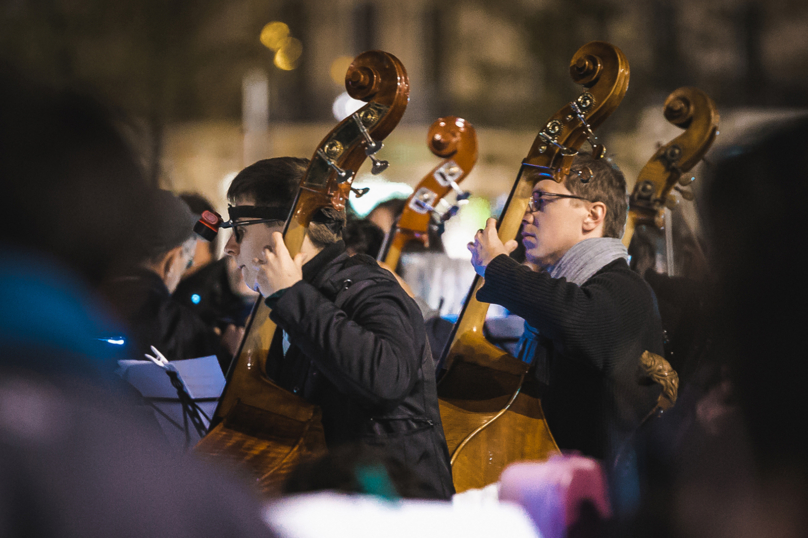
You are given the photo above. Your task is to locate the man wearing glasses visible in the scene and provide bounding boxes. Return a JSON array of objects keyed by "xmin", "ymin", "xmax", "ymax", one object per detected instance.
[
  {"xmin": 222, "ymin": 157, "xmax": 455, "ymax": 500},
  {"xmin": 467, "ymin": 151, "xmax": 665, "ymax": 466}
]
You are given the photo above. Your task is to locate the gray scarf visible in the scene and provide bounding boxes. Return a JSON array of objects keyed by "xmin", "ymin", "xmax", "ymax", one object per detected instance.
[{"xmin": 515, "ymin": 238, "xmax": 628, "ymax": 383}]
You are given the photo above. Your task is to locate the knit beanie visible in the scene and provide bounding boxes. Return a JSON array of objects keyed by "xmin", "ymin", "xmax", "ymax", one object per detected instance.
[{"xmin": 136, "ymin": 189, "xmax": 197, "ymax": 261}]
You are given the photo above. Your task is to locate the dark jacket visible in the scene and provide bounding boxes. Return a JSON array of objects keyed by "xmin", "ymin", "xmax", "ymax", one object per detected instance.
[
  {"xmin": 100, "ymin": 269, "xmax": 220, "ymax": 364},
  {"xmin": 173, "ymin": 258, "xmax": 254, "ymax": 331},
  {"xmin": 477, "ymin": 255, "xmax": 664, "ymax": 462},
  {"xmin": 266, "ymin": 242, "xmax": 455, "ymax": 499}
]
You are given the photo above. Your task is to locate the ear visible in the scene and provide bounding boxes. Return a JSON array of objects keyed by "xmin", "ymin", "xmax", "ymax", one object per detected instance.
[
  {"xmin": 159, "ymin": 245, "xmax": 184, "ymax": 281},
  {"xmin": 582, "ymin": 201, "xmax": 607, "ymax": 234}
]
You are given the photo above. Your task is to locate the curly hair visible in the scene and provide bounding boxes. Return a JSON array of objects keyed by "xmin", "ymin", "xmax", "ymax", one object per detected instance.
[{"xmin": 563, "ymin": 151, "xmax": 628, "ymax": 239}]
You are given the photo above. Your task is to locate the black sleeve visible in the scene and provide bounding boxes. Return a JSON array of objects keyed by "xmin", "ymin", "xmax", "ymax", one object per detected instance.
[
  {"xmin": 269, "ymin": 278, "xmax": 420, "ymax": 409},
  {"xmin": 476, "ymin": 254, "xmax": 636, "ymax": 371},
  {"xmin": 155, "ymin": 300, "xmax": 222, "ymax": 363}
]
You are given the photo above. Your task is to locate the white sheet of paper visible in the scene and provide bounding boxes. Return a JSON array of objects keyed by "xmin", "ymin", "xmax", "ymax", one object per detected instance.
[{"xmin": 116, "ymin": 356, "xmax": 225, "ymax": 450}]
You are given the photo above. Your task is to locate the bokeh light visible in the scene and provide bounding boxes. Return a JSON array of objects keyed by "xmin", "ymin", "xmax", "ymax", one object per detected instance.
[
  {"xmin": 330, "ymin": 56, "xmax": 354, "ymax": 85},
  {"xmin": 259, "ymin": 22, "xmax": 290, "ymax": 51},
  {"xmin": 332, "ymin": 91, "xmax": 365, "ymax": 121},
  {"xmin": 442, "ymin": 196, "xmax": 492, "ymax": 260},
  {"xmin": 274, "ymin": 37, "xmax": 303, "ymax": 70},
  {"xmin": 348, "ymin": 176, "xmax": 413, "ymax": 217}
]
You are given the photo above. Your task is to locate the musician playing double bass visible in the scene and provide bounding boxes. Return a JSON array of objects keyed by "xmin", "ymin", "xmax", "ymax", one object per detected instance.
[
  {"xmin": 222, "ymin": 157, "xmax": 455, "ymax": 499},
  {"xmin": 467, "ymin": 151, "xmax": 665, "ymax": 463}
]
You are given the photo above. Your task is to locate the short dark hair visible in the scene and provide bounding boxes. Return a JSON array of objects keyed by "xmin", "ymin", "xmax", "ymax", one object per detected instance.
[
  {"xmin": 368, "ymin": 197, "xmax": 407, "ymax": 222},
  {"xmin": 563, "ymin": 151, "xmax": 628, "ymax": 239},
  {"xmin": 343, "ymin": 217, "xmax": 385, "ymax": 258},
  {"xmin": 227, "ymin": 157, "xmax": 345, "ymax": 248}
]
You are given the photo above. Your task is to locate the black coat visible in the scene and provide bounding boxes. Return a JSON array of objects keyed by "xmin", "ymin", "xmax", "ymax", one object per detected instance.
[
  {"xmin": 173, "ymin": 258, "xmax": 254, "ymax": 331},
  {"xmin": 477, "ymin": 255, "xmax": 664, "ymax": 462},
  {"xmin": 100, "ymin": 269, "xmax": 221, "ymax": 364},
  {"xmin": 266, "ymin": 242, "xmax": 455, "ymax": 499}
]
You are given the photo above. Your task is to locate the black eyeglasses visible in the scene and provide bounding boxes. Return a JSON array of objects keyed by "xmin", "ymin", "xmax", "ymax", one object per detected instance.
[
  {"xmin": 231, "ymin": 219, "xmax": 284, "ymax": 243},
  {"xmin": 527, "ymin": 191, "xmax": 590, "ymax": 212}
]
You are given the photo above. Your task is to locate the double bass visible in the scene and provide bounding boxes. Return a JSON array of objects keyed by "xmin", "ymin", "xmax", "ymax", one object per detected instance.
[
  {"xmin": 625, "ymin": 87, "xmax": 719, "ymax": 387},
  {"xmin": 437, "ymin": 41, "xmax": 630, "ymax": 493},
  {"xmin": 195, "ymin": 50, "xmax": 409, "ymax": 494},
  {"xmin": 378, "ymin": 116, "xmax": 477, "ymax": 269}
]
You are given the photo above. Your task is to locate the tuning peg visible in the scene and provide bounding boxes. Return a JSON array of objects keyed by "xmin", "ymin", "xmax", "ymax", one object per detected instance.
[
  {"xmin": 365, "ymin": 139, "xmax": 382, "ymax": 155},
  {"xmin": 569, "ymin": 101, "xmax": 601, "ymax": 154},
  {"xmin": 675, "ymin": 186, "xmax": 695, "ymax": 201},
  {"xmin": 351, "ymin": 187, "xmax": 370, "ymax": 198},
  {"xmin": 665, "ymin": 145, "xmax": 682, "ymax": 163},
  {"xmin": 353, "ymin": 113, "xmax": 379, "ymax": 150},
  {"xmin": 368, "ymin": 154, "xmax": 389, "ymax": 175},
  {"xmin": 432, "ymin": 219, "xmax": 446, "ymax": 237},
  {"xmin": 665, "ymin": 194, "xmax": 680, "ymax": 210},
  {"xmin": 351, "ymin": 113, "xmax": 388, "ymax": 174},
  {"xmin": 443, "ymin": 204, "xmax": 461, "ymax": 220},
  {"xmin": 678, "ymin": 175, "xmax": 696, "ymax": 187},
  {"xmin": 429, "ymin": 207, "xmax": 452, "ymax": 237},
  {"xmin": 317, "ymin": 148, "xmax": 353, "ymax": 183},
  {"xmin": 445, "ymin": 178, "xmax": 470, "ymax": 202},
  {"xmin": 539, "ymin": 131, "xmax": 578, "ymax": 157}
]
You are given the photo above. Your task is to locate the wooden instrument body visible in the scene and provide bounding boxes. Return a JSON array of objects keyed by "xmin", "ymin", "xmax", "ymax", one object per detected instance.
[
  {"xmin": 438, "ymin": 332, "xmax": 558, "ymax": 492},
  {"xmin": 439, "ymin": 41, "xmax": 630, "ymax": 493},
  {"xmin": 195, "ymin": 51, "xmax": 409, "ymax": 495},
  {"xmin": 380, "ymin": 116, "xmax": 477, "ymax": 269}
]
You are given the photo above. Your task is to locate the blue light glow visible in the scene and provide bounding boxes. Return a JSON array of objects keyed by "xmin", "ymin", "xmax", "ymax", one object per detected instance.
[
  {"xmin": 98, "ymin": 337, "xmax": 126, "ymax": 346},
  {"xmin": 191, "ymin": 293, "xmax": 201, "ymax": 304}
]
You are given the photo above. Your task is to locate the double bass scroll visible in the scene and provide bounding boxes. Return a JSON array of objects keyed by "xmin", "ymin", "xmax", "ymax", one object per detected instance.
[
  {"xmin": 195, "ymin": 51, "xmax": 410, "ymax": 495},
  {"xmin": 623, "ymin": 87, "xmax": 720, "ymax": 249},
  {"xmin": 438, "ymin": 41, "xmax": 630, "ymax": 493},
  {"xmin": 379, "ymin": 116, "xmax": 478, "ymax": 269}
]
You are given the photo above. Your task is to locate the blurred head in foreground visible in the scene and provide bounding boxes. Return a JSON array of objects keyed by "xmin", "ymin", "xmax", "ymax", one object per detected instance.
[
  {"xmin": 0, "ymin": 68, "xmax": 155, "ymax": 286},
  {"xmin": 660, "ymin": 117, "xmax": 808, "ymax": 538}
]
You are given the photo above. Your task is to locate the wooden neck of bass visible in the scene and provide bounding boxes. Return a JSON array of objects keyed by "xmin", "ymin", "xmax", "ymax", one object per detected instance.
[
  {"xmin": 212, "ymin": 220, "xmax": 308, "ymax": 423},
  {"xmin": 442, "ymin": 169, "xmax": 534, "ymax": 371}
]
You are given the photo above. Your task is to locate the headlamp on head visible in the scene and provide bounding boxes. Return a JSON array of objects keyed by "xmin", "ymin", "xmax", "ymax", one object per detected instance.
[{"xmin": 193, "ymin": 206, "xmax": 289, "ymax": 241}]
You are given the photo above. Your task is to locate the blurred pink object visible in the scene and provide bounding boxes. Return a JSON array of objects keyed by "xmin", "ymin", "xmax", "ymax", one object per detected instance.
[{"xmin": 499, "ymin": 454, "xmax": 611, "ymax": 538}]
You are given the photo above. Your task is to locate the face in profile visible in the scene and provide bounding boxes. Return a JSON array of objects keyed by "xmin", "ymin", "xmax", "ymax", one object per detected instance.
[
  {"xmin": 164, "ymin": 238, "xmax": 196, "ymax": 294},
  {"xmin": 225, "ymin": 256, "xmax": 260, "ymax": 299},
  {"xmin": 521, "ymin": 179, "xmax": 591, "ymax": 268},
  {"xmin": 367, "ymin": 207, "xmax": 396, "ymax": 235},
  {"xmin": 222, "ymin": 197, "xmax": 284, "ymax": 292}
]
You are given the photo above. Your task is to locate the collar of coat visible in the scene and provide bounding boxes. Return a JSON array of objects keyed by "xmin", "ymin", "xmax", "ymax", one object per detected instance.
[{"xmin": 302, "ymin": 240, "xmax": 346, "ymax": 284}]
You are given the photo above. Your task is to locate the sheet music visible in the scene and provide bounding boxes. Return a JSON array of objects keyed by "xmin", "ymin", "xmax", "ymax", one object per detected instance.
[{"xmin": 116, "ymin": 356, "xmax": 225, "ymax": 450}]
